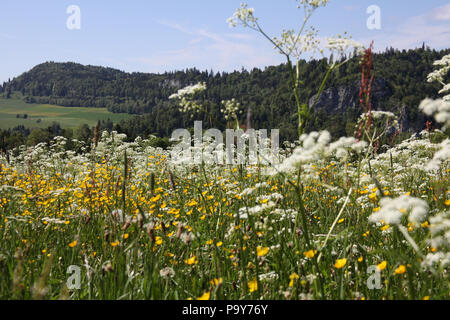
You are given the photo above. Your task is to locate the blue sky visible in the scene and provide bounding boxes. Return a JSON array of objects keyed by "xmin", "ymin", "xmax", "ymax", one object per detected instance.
[{"xmin": 0, "ymin": 0, "xmax": 449, "ymax": 83}]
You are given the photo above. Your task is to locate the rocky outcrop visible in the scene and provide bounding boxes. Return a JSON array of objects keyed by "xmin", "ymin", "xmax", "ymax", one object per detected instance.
[{"xmin": 308, "ymin": 78, "xmax": 391, "ymax": 114}]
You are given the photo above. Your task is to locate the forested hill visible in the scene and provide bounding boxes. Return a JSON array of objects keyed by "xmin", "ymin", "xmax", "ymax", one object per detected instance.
[{"xmin": 1, "ymin": 46, "xmax": 449, "ymax": 141}]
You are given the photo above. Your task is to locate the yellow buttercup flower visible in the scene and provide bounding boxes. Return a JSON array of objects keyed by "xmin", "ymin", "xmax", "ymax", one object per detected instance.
[
  {"xmin": 155, "ymin": 236, "xmax": 163, "ymax": 245},
  {"xmin": 110, "ymin": 240, "xmax": 120, "ymax": 247},
  {"xmin": 394, "ymin": 265, "xmax": 406, "ymax": 275},
  {"xmin": 185, "ymin": 255, "xmax": 198, "ymax": 265},
  {"xmin": 334, "ymin": 258, "xmax": 347, "ymax": 269},
  {"xmin": 377, "ymin": 261, "xmax": 387, "ymax": 271},
  {"xmin": 289, "ymin": 273, "xmax": 299, "ymax": 287},
  {"xmin": 210, "ymin": 278, "xmax": 223, "ymax": 286},
  {"xmin": 68, "ymin": 240, "xmax": 77, "ymax": 248},
  {"xmin": 197, "ymin": 291, "xmax": 210, "ymax": 300},
  {"xmin": 256, "ymin": 246, "xmax": 269, "ymax": 257},
  {"xmin": 248, "ymin": 278, "xmax": 258, "ymax": 293},
  {"xmin": 303, "ymin": 249, "xmax": 317, "ymax": 259},
  {"xmin": 188, "ymin": 199, "xmax": 198, "ymax": 207}
]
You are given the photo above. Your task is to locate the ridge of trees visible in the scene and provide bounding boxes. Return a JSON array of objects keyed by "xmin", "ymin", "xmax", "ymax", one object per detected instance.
[{"xmin": 0, "ymin": 46, "xmax": 449, "ymax": 149}]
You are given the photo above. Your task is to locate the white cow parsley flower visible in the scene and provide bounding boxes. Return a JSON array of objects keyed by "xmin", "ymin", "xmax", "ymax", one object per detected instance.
[
  {"xmin": 419, "ymin": 98, "xmax": 450, "ymax": 130},
  {"xmin": 227, "ymin": 3, "xmax": 257, "ymax": 28},
  {"xmin": 273, "ymin": 131, "xmax": 331, "ymax": 173},
  {"xmin": 368, "ymin": 195, "xmax": 429, "ymax": 225}
]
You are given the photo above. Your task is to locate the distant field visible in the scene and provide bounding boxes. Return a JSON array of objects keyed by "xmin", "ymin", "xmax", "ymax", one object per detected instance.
[{"xmin": 0, "ymin": 98, "xmax": 132, "ymax": 130}]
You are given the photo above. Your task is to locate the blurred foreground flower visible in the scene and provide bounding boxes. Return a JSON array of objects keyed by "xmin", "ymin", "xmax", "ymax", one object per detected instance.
[{"xmin": 369, "ymin": 195, "xmax": 429, "ymax": 225}]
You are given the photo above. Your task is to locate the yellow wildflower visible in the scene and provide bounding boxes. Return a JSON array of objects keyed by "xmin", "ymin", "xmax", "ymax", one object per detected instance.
[
  {"xmin": 210, "ymin": 278, "xmax": 223, "ymax": 286},
  {"xmin": 334, "ymin": 258, "xmax": 347, "ymax": 269},
  {"xmin": 394, "ymin": 265, "xmax": 406, "ymax": 275},
  {"xmin": 377, "ymin": 261, "xmax": 387, "ymax": 271},
  {"xmin": 110, "ymin": 240, "xmax": 120, "ymax": 247},
  {"xmin": 68, "ymin": 240, "xmax": 77, "ymax": 248},
  {"xmin": 197, "ymin": 291, "xmax": 210, "ymax": 300},
  {"xmin": 256, "ymin": 246, "xmax": 269, "ymax": 257},
  {"xmin": 289, "ymin": 273, "xmax": 299, "ymax": 287},
  {"xmin": 248, "ymin": 278, "xmax": 258, "ymax": 293},
  {"xmin": 185, "ymin": 256, "xmax": 198, "ymax": 265},
  {"xmin": 303, "ymin": 249, "xmax": 317, "ymax": 259},
  {"xmin": 188, "ymin": 199, "xmax": 198, "ymax": 207}
]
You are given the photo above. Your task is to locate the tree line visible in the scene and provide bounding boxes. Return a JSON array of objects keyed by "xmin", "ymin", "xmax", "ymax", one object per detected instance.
[{"xmin": 0, "ymin": 46, "xmax": 448, "ymax": 151}]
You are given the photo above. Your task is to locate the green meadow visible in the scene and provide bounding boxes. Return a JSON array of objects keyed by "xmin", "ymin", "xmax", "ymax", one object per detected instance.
[{"xmin": 0, "ymin": 98, "xmax": 132, "ymax": 130}]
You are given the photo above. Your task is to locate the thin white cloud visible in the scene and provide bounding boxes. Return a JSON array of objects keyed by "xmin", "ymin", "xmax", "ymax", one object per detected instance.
[
  {"xmin": 131, "ymin": 21, "xmax": 282, "ymax": 73},
  {"xmin": 358, "ymin": 4, "xmax": 450, "ymax": 52},
  {"xmin": 188, "ymin": 38, "xmax": 203, "ymax": 45},
  {"xmin": 430, "ymin": 3, "xmax": 450, "ymax": 21},
  {"xmin": 155, "ymin": 20, "xmax": 195, "ymax": 36}
]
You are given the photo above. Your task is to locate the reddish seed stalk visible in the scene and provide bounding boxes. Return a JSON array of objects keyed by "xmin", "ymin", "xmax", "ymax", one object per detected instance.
[{"xmin": 357, "ymin": 41, "xmax": 375, "ymax": 141}]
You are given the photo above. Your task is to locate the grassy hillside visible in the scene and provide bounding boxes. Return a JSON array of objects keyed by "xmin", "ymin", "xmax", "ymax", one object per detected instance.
[{"xmin": 0, "ymin": 98, "xmax": 132, "ymax": 130}]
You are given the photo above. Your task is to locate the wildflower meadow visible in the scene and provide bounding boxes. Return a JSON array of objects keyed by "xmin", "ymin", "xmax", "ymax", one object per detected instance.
[{"xmin": 0, "ymin": 1, "xmax": 449, "ymax": 301}]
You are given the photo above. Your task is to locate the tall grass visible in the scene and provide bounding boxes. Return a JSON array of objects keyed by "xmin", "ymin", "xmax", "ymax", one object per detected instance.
[{"xmin": 0, "ymin": 127, "xmax": 448, "ymax": 300}]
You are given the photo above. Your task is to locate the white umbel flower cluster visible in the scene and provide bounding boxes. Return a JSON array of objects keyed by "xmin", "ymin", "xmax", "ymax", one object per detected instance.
[
  {"xmin": 356, "ymin": 111, "xmax": 399, "ymax": 141},
  {"xmin": 273, "ymin": 28, "xmax": 319, "ymax": 59},
  {"xmin": 169, "ymin": 82, "xmax": 206, "ymax": 100},
  {"xmin": 221, "ymin": 99, "xmax": 242, "ymax": 121},
  {"xmin": 328, "ymin": 137, "xmax": 368, "ymax": 159},
  {"xmin": 421, "ymin": 53, "xmax": 450, "ymax": 128},
  {"xmin": 298, "ymin": 0, "xmax": 330, "ymax": 8},
  {"xmin": 426, "ymin": 139, "xmax": 450, "ymax": 171},
  {"xmin": 228, "ymin": 1, "xmax": 363, "ymax": 64},
  {"xmin": 368, "ymin": 195, "xmax": 429, "ymax": 225},
  {"xmin": 326, "ymin": 36, "xmax": 365, "ymax": 61},
  {"xmin": 419, "ymin": 98, "xmax": 450, "ymax": 130},
  {"xmin": 361, "ymin": 110, "xmax": 396, "ymax": 120},
  {"xmin": 422, "ymin": 210, "xmax": 450, "ymax": 270},
  {"xmin": 227, "ymin": 3, "xmax": 257, "ymax": 28},
  {"xmin": 427, "ymin": 54, "xmax": 450, "ymax": 85},
  {"xmin": 272, "ymin": 130, "xmax": 373, "ymax": 173},
  {"xmin": 169, "ymin": 82, "xmax": 207, "ymax": 115},
  {"xmin": 273, "ymin": 131, "xmax": 331, "ymax": 173},
  {"xmin": 439, "ymin": 83, "xmax": 450, "ymax": 95},
  {"xmin": 429, "ymin": 211, "xmax": 450, "ymax": 249}
]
